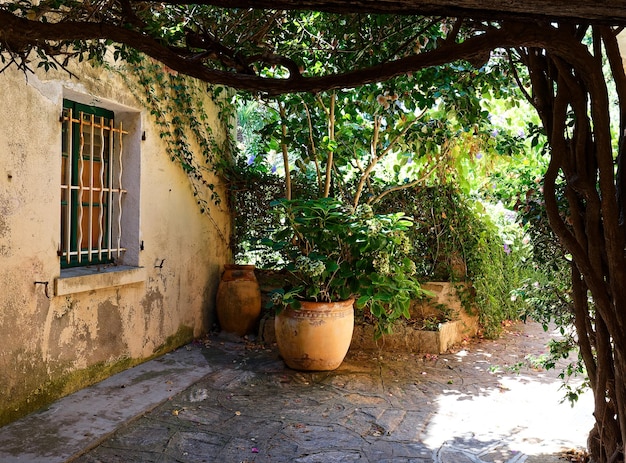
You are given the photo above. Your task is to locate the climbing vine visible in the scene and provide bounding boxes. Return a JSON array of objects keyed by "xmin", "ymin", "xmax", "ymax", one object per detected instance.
[{"xmin": 118, "ymin": 56, "xmax": 236, "ymax": 244}]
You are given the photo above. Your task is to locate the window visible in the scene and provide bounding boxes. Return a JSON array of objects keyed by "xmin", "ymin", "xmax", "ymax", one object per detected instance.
[{"xmin": 60, "ymin": 100, "xmax": 128, "ymax": 268}]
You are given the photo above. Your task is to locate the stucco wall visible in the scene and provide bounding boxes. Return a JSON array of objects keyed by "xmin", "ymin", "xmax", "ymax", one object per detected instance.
[{"xmin": 0, "ymin": 60, "xmax": 231, "ymax": 425}]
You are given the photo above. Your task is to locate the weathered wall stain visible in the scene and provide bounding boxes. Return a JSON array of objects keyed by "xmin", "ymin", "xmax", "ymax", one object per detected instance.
[
  {"xmin": 141, "ymin": 284, "xmax": 166, "ymax": 352},
  {"xmin": 97, "ymin": 299, "xmax": 127, "ymax": 357},
  {"xmin": 0, "ymin": 61, "xmax": 230, "ymax": 426}
]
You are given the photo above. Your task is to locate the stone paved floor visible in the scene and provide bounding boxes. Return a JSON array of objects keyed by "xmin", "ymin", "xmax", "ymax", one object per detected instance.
[{"xmin": 71, "ymin": 321, "xmax": 593, "ymax": 463}]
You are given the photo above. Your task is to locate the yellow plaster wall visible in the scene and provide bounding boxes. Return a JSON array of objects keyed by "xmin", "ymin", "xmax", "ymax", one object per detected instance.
[{"xmin": 0, "ymin": 60, "xmax": 231, "ymax": 425}]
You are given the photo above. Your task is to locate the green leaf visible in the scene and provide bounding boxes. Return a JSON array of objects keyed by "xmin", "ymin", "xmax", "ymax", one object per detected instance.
[{"xmin": 356, "ymin": 294, "xmax": 370, "ymax": 308}]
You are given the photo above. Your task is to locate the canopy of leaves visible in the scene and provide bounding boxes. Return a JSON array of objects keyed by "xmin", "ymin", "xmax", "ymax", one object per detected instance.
[{"xmin": 1, "ymin": 1, "xmax": 623, "ymax": 95}]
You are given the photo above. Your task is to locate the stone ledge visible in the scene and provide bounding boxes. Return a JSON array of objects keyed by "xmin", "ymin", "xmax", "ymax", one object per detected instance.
[
  {"xmin": 259, "ymin": 316, "xmax": 477, "ymax": 354},
  {"xmin": 350, "ymin": 318, "xmax": 477, "ymax": 353},
  {"xmin": 55, "ymin": 265, "xmax": 146, "ymax": 296}
]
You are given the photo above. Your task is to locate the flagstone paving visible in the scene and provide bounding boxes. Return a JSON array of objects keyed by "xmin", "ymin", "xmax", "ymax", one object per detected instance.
[
  {"xmin": 78, "ymin": 321, "xmax": 592, "ymax": 462},
  {"xmin": 0, "ymin": 321, "xmax": 593, "ymax": 462}
]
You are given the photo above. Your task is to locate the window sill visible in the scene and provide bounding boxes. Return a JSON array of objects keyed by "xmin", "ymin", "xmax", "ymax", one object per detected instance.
[{"xmin": 55, "ymin": 265, "xmax": 146, "ymax": 296}]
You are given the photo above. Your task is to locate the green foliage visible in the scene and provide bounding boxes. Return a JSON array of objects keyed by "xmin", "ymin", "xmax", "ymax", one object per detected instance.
[
  {"xmin": 125, "ymin": 58, "xmax": 230, "ymax": 196},
  {"xmin": 124, "ymin": 9, "xmax": 558, "ymax": 347},
  {"xmin": 118, "ymin": 56, "xmax": 236, "ymax": 242},
  {"xmin": 263, "ymin": 197, "xmax": 424, "ymax": 337},
  {"xmin": 467, "ymin": 215, "xmax": 528, "ymax": 338},
  {"xmin": 376, "ymin": 185, "xmax": 531, "ymax": 338},
  {"xmin": 419, "ymin": 303, "xmax": 455, "ymax": 331},
  {"xmin": 220, "ymin": 156, "xmax": 285, "ymax": 266},
  {"xmin": 230, "ymin": 55, "xmax": 543, "ymax": 342},
  {"xmin": 420, "ymin": 315, "xmax": 443, "ymax": 331},
  {"xmin": 247, "ymin": 59, "xmax": 522, "ymax": 205},
  {"xmin": 481, "ymin": 121, "xmax": 549, "ymax": 208},
  {"xmin": 228, "ymin": 22, "xmax": 524, "ymax": 205},
  {"xmin": 375, "ymin": 185, "xmax": 473, "ymax": 279}
]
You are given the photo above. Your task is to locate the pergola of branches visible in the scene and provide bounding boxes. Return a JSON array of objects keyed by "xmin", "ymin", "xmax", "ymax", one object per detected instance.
[{"xmin": 2, "ymin": 2, "xmax": 626, "ymax": 461}]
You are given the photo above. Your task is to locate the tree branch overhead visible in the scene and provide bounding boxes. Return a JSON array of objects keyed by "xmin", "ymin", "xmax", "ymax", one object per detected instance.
[{"xmin": 156, "ymin": 0, "xmax": 626, "ymax": 24}]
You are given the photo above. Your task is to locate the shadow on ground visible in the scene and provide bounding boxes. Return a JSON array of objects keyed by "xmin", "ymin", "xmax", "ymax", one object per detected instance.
[{"xmin": 72, "ymin": 321, "xmax": 592, "ymax": 463}]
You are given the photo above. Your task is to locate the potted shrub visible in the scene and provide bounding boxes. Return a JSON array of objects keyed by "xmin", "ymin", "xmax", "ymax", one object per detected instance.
[{"xmin": 264, "ymin": 197, "xmax": 424, "ymax": 370}]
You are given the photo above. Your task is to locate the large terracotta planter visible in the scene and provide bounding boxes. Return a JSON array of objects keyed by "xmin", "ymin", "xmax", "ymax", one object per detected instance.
[
  {"xmin": 216, "ymin": 264, "xmax": 262, "ymax": 336},
  {"xmin": 275, "ymin": 298, "xmax": 354, "ymax": 371}
]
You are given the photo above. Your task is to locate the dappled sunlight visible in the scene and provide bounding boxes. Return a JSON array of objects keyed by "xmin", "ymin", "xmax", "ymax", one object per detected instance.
[
  {"xmin": 423, "ymin": 366, "xmax": 594, "ymax": 459},
  {"xmin": 64, "ymin": 321, "xmax": 595, "ymax": 463}
]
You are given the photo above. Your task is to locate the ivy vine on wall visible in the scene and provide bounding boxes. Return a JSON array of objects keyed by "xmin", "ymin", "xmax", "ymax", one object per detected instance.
[{"xmin": 119, "ymin": 56, "xmax": 235, "ymax": 244}]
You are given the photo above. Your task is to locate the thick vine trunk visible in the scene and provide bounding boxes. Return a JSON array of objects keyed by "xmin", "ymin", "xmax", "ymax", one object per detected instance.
[{"xmin": 522, "ymin": 27, "xmax": 626, "ymax": 463}]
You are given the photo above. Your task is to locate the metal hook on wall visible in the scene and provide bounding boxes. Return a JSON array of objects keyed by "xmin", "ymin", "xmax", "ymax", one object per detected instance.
[{"xmin": 34, "ymin": 281, "xmax": 51, "ymax": 299}]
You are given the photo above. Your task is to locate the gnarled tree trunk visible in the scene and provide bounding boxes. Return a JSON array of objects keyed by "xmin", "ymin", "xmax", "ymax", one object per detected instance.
[{"xmin": 519, "ymin": 25, "xmax": 626, "ymax": 463}]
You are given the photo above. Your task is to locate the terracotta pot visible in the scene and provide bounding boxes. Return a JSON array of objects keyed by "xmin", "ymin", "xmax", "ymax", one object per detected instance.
[
  {"xmin": 216, "ymin": 264, "xmax": 262, "ymax": 336},
  {"xmin": 275, "ymin": 298, "xmax": 354, "ymax": 371}
]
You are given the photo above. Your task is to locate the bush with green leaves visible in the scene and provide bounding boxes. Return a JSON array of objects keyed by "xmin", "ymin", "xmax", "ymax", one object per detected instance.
[
  {"xmin": 375, "ymin": 185, "xmax": 475, "ymax": 280},
  {"xmin": 263, "ymin": 197, "xmax": 424, "ymax": 337},
  {"xmin": 376, "ymin": 184, "xmax": 531, "ymax": 337},
  {"xmin": 220, "ymin": 156, "xmax": 284, "ymax": 267},
  {"xmin": 467, "ymin": 215, "xmax": 529, "ymax": 338}
]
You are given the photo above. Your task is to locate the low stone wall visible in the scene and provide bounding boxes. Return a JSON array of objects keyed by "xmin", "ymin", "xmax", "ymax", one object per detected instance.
[
  {"xmin": 258, "ymin": 281, "xmax": 478, "ymax": 354},
  {"xmin": 350, "ymin": 318, "xmax": 475, "ymax": 353}
]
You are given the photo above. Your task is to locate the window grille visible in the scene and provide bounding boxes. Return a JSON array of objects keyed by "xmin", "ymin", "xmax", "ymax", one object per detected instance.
[{"xmin": 60, "ymin": 100, "xmax": 128, "ymax": 268}]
